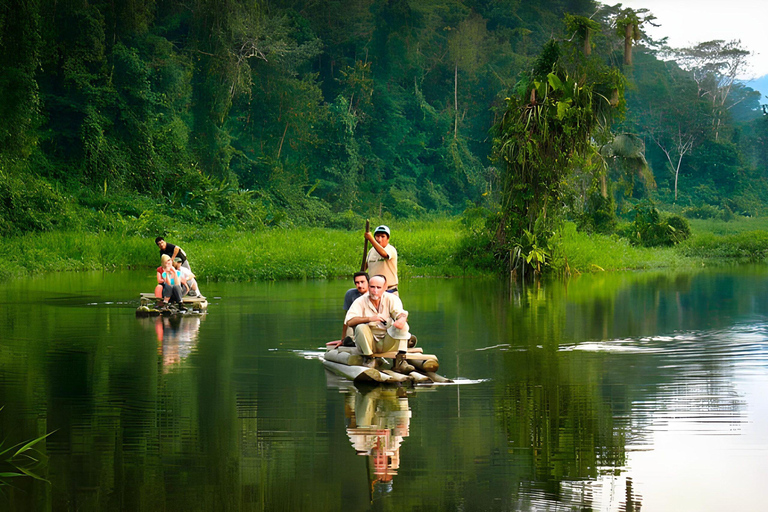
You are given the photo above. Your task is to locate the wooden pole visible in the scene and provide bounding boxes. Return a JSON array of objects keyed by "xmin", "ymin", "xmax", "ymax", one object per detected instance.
[{"xmin": 360, "ymin": 219, "xmax": 370, "ymax": 271}]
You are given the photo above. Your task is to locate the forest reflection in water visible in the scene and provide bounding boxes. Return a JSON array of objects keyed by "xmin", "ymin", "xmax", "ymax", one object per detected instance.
[{"xmin": 2, "ymin": 267, "xmax": 768, "ymax": 511}]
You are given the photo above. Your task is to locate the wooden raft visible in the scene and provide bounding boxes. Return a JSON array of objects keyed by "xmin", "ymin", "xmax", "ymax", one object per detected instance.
[
  {"xmin": 137, "ymin": 292, "xmax": 209, "ymax": 316},
  {"xmin": 322, "ymin": 346, "xmax": 451, "ymax": 384}
]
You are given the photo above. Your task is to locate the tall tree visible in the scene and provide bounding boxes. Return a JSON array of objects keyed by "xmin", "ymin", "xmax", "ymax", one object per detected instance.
[
  {"xmin": 0, "ymin": 0, "xmax": 41, "ymax": 159},
  {"xmin": 491, "ymin": 40, "xmax": 620, "ymax": 255},
  {"xmin": 673, "ymin": 40, "xmax": 751, "ymax": 140}
]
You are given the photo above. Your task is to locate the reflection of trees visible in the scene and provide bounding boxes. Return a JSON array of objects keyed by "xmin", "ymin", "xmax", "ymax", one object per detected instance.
[
  {"xmin": 497, "ymin": 348, "xmax": 627, "ymax": 489},
  {"xmin": 1, "ymin": 270, "xmax": 766, "ymax": 510}
]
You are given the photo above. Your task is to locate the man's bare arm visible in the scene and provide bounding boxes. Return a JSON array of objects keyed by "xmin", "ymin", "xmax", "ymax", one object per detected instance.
[{"xmin": 365, "ymin": 231, "xmax": 389, "ymax": 259}]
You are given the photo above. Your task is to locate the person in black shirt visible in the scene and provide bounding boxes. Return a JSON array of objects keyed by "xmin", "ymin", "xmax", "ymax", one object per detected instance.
[
  {"xmin": 155, "ymin": 236, "xmax": 191, "ymax": 271},
  {"xmin": 341, "ymin": 272, "xmax": 369, "ymax": 344}
]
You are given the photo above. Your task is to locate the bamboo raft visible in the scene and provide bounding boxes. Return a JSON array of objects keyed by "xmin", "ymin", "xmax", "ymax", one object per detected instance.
[
  {"xmin": 323, "ymin": 344, "xmax": 452, "ymax": 384},
  {"xmin": 136, "ymin": 292, "xmax": 208, "ymax": 316}
]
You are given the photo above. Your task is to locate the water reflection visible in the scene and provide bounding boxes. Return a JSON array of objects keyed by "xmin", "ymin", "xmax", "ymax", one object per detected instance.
[
  {"xmin": 342, "ymin": 385, "xmax": 411, "ymax": 499},
  {"xmin": 137, "ymin": 314, "xmax": 204, "ymax": 369},
  {"xmin": 2, "ymin": 268, "xmax": 768, "ymax": 510}
]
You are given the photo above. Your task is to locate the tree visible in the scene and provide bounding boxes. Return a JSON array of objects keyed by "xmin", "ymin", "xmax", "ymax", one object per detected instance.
[
  {"xmin": 673, "ymin": 40, "xmax": 751, "ymax": 140},
  {"xmin": 491, "ymin": 39, "xmax": 621, "ymax": 268},
  {"xmin": 642, "ymin": 77, "xmax": 707, "ymax": 202},
  {"xmin": 564, "ymin": 14, "xmax": 600, "ymax": 57},
  {"xmin": 612, "ymin": 6, "xmax": 655, "ymax": 67},
  {"xmin": 0, "ymin": 0, "xmax": 41, "ymax": 159}
]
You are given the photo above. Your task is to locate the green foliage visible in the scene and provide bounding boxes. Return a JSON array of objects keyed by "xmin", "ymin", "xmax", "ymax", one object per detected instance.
[
  {"xmin": 0, "ymin": 0, "xmax": 41, "ymax": 158},
  {"xmin": 619, "ymin": 200, "xmax": 691, "ymax": 247},
  {"xmin": 0, "ymin": 167, "xmax": 72, "ymax": 236},
  {"xmin": 489, "ymin": 26, "xmax": 627, "ymax": 275},
  {"xmin": 680, "ymin": 231, "xmax": 768, "ymax": 261},
  {"xmin": 0, "ymin": 0, "xmax": 765, "ymax": 279},
  {"xmin": 577, "ymin": 190, "xmax": 618, "ymax": 234},
  {"xmin": 556, "ymin": 222, "xmax": 691, "ymax": 272},
  {"xmin": 682, "ymin": 204, "xmax": 737, "ymax": 222},
  {"xmin": 0, "ymin": 408, "xmax": 54, "ymax": 487},
  {"xmin": 455, "ymin": 207, "xmax": 501, "ymax": 272}
]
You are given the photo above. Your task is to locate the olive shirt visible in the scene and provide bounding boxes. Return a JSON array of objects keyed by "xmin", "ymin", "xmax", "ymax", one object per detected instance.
[
  {"xmin": 344, "ymin": 292, "xmax": 409, "ymax": 341},
  {"xmin": 366, "ymin": 244, "xmax": 398, "ymax": 289}
]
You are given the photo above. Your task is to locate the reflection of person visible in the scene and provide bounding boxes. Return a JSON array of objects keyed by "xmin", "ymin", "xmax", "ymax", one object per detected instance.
[
  {"xmin": 153, "ymin": 315, "xmax": 202, "ymax": 369},
  {"xmin": 364, "ymin": 225, "xmax": 398, "ymax": 295},
  {"xmin": 345, "ymin": 386, "xmax": 411, "ymax": 498},
  {"xmin": 156, "ymin": 236, "xmax": 191, "ymax": 271},
  {"xmin": 341, "ymin": 272, "xmax": 369, "ymax": 343},
  {"xmin": 344, "ymin": 275, "xmax": 413, "ymax": 373}
]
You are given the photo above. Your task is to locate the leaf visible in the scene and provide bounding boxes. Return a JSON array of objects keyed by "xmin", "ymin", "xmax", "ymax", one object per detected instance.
[
  {"xmin": 16, "ymin": 466, "xmax": 50, "ymax": 483},
  {"xmin": 12, "ymin": 431, "xmax": 55, "ymax": 459},
  {"xmin": 556, "ymin": 101, "xmax": 569, "ymax": 120},
  {"xmin": 547, "ymin": 73, "xmax": 563, "ymax": 91},
  {"xmin": 0, "ymin": 472, "xmax": 25, "ymax": 478}
]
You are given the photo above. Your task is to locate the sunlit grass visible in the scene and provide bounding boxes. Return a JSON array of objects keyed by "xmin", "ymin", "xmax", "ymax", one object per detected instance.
[
  {"xmin": 2, "ymin": 215, "xmax": 768, "ymax": 283},
  {"xmin": 556, "ymin": 223, "xmax": 694, "ymax": 273}
]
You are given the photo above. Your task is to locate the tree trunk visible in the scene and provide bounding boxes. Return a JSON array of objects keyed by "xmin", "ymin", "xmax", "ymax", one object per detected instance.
[
  {"xmin": 454, "ymin": 63, "xmax": 459, "ymax": 138},
  {"xmin": 583, "ymin": 29, "xmax": 591, "ymax": 56},
  {"xmin": 623, "ymin": 24, "xmax": 634, "ymax": 66}
]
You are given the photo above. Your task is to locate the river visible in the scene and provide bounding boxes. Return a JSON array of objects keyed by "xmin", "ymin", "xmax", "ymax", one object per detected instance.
[{"xmin": 2, "ymin": 267, "xmax": 768, "ymax": 511}]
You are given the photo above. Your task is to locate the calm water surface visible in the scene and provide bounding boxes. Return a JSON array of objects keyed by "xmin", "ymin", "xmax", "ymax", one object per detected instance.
[{"xmin": 2, "ymin": 267, "xmax": 768, "ymax": 511}]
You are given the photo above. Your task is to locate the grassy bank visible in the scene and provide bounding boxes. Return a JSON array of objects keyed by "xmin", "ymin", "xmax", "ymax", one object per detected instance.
[
  {"xmin": 1, "ymin": 216, "xmax": 767, "ymax": 283},
  {"xmin": 0, "ymin": 218, "xmax": 475, "ymax": 282}
]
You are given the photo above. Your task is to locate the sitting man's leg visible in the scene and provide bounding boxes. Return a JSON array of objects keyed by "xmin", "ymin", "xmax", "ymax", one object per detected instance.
[
  {"xmin": 382, "ymin": 332, "xmax": 415, "ymax": 374},
  {"xmin": 353, "ymin": 324, "xmax": 377, "ymax": 356}
]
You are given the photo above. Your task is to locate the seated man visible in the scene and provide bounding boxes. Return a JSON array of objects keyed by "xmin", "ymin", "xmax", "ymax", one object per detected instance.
[
  {"xmin": 344, "ymin": 275, "xmax": 414, "ymax": 374},
  {"xmin": 173, "ymin": 257, "xmax": 202, "ymax": 297},
  {"xmin": 341, "ymin": 272, "xmax": 369, "ymax": 344}
]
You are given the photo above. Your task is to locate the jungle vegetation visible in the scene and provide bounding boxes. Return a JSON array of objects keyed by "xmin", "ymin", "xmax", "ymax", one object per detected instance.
[{"xmin": 0, "ymin": 0, "xmax": 766, "ymax": 277}]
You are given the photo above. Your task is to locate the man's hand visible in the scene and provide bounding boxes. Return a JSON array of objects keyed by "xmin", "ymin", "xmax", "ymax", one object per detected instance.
[
  {"xmin": 364, "ymin": 231, "xmax": 375, "ymax": 243},
  {"xmin": 393, "ymin": 316, "xmax": 407, "ymax": 330},
  {"xmin": 369, "ymin": 314, "xmax": 387, "ymax": 325}
]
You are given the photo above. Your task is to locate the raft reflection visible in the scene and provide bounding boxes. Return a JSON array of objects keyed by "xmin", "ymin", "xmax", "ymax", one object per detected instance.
[
  {"xmin": 330, "ymin": 372, "xmax": 413, "ymax": 499},
  {"xmin": 139, "ymin": 314, "xmax": 204, "ymax": 369}
]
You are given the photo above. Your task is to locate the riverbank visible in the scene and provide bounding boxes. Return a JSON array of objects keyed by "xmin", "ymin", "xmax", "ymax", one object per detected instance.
[{"xmin": 1, "ymin": 216, "xmax": 767, "ymax": 282}]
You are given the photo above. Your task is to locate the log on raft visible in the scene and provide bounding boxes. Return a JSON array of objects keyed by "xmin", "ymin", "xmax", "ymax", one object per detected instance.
[
  {"xmin": 324, "ymin": 347, "xmax": 366, "ymax": 366},
  {"xmin": 322, "ymin": 360, "xmax": 393, "ymax": 383},
  {"xmin": 139, "ymin": 292, "xmax": 209, "ymax": 311},
  {"xmin": 372, "ymin": 350, "xmax": 440, "ymax": 373},
  {"xmin": 380, "ymin": 370, "xmax": 412, "ymax": 383},
  {"xmin": 325, "ymin": 347, "xmax": 439, "ymax": 372},
  {"xmin": 425, "ymin": 371, "xmax": 454, "ymax": 383}
]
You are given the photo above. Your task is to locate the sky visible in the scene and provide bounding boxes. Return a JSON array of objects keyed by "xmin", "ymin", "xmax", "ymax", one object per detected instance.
[{"xmin": 618, "ymin": 0, "xmax": 768, "ymax": 79}]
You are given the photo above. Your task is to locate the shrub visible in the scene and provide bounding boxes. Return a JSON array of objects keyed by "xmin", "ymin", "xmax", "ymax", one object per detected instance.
[
  {"xmin": 682, "ymin": 204, "xmax": 721, "ymax": 219},
  {"xmin": 0, "ymin": 170, "xmax": 73, "ymax": 236},
  {"xmin": 619, "ymin": 200, "xmax": 691, "ymax": 247}
]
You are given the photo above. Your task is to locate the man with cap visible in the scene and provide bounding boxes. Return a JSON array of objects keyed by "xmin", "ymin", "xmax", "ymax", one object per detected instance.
[{"xmin": 364, "ymin": 225, "xmax": 399, "ymax": 295}]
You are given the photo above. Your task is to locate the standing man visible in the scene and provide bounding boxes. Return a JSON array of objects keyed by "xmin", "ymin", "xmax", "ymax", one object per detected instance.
[
  {"xmin": 156, "ymin": 236, "xmax": 191, "ymax": 271},
  {"xmin": 341, "ymin": 272, "xmax": 369, "ymax": 344},
  {"xmin": 364, "ymin": 225, "xmax": 398, "ymax": 295},
  {"xmin": 345, "ymin": 275, "xmax": 414, "ymax": 373}
]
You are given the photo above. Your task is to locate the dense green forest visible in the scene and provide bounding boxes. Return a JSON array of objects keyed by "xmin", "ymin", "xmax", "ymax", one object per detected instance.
[{"xmin": 1, "ymin": 0, "xmax": 766, "ymax": 275}]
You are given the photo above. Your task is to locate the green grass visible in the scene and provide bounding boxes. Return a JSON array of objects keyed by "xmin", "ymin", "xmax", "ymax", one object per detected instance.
[
  {"xmin": 0, "ymin": 218, "xmax": 475, "ymax": 282},
  {"xmin": 557, "ymin": 223, "xmax": 694, "ymax": 273},
  {"xmin": 2, "ymin": 215, "xmax": 767, "ymax": 283},
  {"xmin": 687, "ymin": 216, "xmax": 768, "ymax": 236}
]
